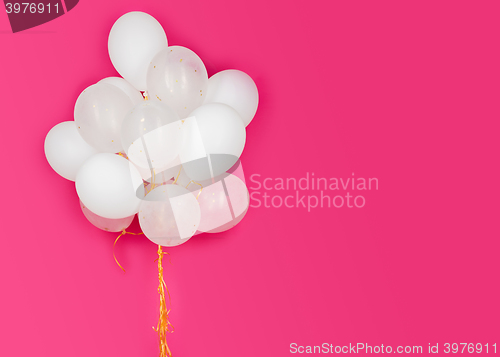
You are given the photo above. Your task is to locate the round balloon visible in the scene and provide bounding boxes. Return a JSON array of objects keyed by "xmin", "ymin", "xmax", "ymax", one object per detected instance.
[
  {"xmin": 204, "ymin": 70, "xmax": 259, "ymax": 127},
  {"xmin": 185, "ymin": 161, "xmax": 249, "ymax": 232},
  {"xmin": 194, "ymin": 173, "xmax": 249, "ymax": 233},
  {"xmin": 44, "ymin": 121, "xmax": 99, "ymax": 181},
  {"xmin": 179, "ymin": 103, "xmax": 246, "ymax": 181},
  {"xmin": 76, "ymin": 153, "xmax": 144, "ymax": 219},
  {"xmin": 121, "ymin": 101, "xmax": 183, "ymax": 172},
  {"xmin": 108, "ymin": 11, "xmax": 168, "ymax": 91},
  {"xmin": 74, "ymin": 83, "xmax": 133, "ymax": 153},
  {"xmin": 80, "ymin": 200, "xmax": 134, "ymax": 232},
  {"xmin": 139, "ymin": 184, "xmax": 200, "ymax": 247},
  {"xmin": 99, "ymin": 77, "xmax": 144, "ymax": 105},
  {"xmin": 147, "ymin": 46, "xmax": 208, "ymax": 118}
]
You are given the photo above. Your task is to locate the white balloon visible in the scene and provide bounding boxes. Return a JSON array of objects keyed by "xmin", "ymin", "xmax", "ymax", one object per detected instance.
[
  {"xmin": 139, "ymin": 184, "xmax": 200, "ymax": 247},
  {"xmin": 108, "ymin": 12, "xmax": 168, "ymax": 91},
  {"xmin": 80, "ymin": 200, "xmax": 135, "ymax": 233},
  {"xmin": 180, "ymin": 103, "xmax": 246, "ymax": 181},
  {"xmin": 74, "ymin": 83, "xmax": 133, "ymax": 153},
  {"xmin": 99, "ymin": 77, "xmax": 144, "ymax": 105},
  {"xmin": 147, "ymin": 46, "xmax": 208, "ymax": 118},
  {"xmin": 121, "ymin": 101, "xmax": 183, "ymax": 172},
  {"xmin": 204, "ymin": 70, "xmax": 259, "ymax": 127},
  {"xmin": 44, "ymin": 121, "xmax": 99, "ymax": 181},
  {"xmin": 76, "ymin": 153, "xmax": 144, "ymax": 219}
]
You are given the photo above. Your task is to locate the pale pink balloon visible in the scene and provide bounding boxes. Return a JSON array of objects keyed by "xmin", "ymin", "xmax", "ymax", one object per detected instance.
[
  {"xmin": 194, "ymin": 173, "xmax": 249, "ymax": 234},
  {"xmin": 226, "ymin": 159, "xmax": 246, "ymax": 184},
  {"xmin": 80, "ymin": 200, "xmax": 135, "ymax": 232}
]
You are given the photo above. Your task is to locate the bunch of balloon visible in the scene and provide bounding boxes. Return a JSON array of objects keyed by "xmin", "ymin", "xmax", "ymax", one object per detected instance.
[{"xmin": 43, "ymin": 11, "xmax": 258, "ymax": 357}]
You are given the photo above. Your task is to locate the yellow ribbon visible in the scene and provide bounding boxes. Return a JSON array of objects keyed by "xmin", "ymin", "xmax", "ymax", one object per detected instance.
[
  {"xmin": 113, "ymin": 230, "xmax": 144, "ymax": 273},
  {"xmin": 114, "ymin": 234, "xmax": 174, "ymax": 356},
  {"xmin": 153, "ymin": 245, "xmax": 174, "ymax": 357},
  {"xmin": 145, "ymin": 168, "xmax": 157, "ymax": 194},
  {"xmin": 172, "ymin": 167, "xmax": 182, "ymax": 184},
  {"xmin": 185, "ymin": 180, "xmax": 203, "ymax": 200}
]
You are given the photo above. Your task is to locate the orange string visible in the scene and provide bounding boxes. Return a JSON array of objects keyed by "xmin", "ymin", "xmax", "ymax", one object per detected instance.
[
  {"xmin": 153, "ymin": 245, "xmax": 174, "ymax": 357},
  {"xmin": 113, "ymin": 230, "xmax": 144, "ymax": 273},
  {"xmin": 172, "ymin": 167, "xmax": 182, "ymax": 184}
]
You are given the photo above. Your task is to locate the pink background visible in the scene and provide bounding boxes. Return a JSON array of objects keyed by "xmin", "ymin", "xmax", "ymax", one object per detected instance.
[{"xmin": 1, "ymin": 1, "xmax": 499, "ymax": 356}]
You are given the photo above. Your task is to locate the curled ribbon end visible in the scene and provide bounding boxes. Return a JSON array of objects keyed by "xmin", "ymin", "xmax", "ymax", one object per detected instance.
[
  {"xmin": 113, "ymin": 230, "xmax": 127, "ymax": 273},
  {"xmin": 113, "ymin": 230, "xmax": 144, "ymax": 272}
]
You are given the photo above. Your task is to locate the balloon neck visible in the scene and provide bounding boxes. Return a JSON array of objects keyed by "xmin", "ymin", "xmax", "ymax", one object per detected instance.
[{"xmin": 143, "ymin": 91, "xmax": 149, "ymax": 101}]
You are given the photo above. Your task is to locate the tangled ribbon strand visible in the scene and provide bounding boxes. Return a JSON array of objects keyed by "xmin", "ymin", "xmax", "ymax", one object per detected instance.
[{"xmin": 153, "ymin": 245, "xmax": 174, "ymax": 357}]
